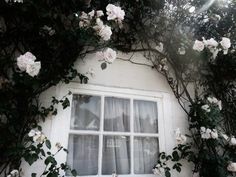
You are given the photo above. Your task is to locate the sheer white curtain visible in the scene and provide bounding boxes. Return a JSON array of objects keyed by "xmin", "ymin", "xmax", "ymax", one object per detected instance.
[
  {"xmin": 102, "ymin": 97, "xmax": 130, "ymax": 174},
  {"xmin": 104, "ymin": 97, "xmax": 130, "ymax": 132},
  {"xmin": 133, "ymin": 100, "xmax": 159, "ymax": 174},
  {"xmin": 67, "ymin": 135, "xmax": 99, "ymax": 175},
  {"xmin": 70, "ymin": 95, "xmax": 100, "ymax": 131},
  {"xmin": 67, "ymin": 95, "xmax": 100, "ymax": 175}
]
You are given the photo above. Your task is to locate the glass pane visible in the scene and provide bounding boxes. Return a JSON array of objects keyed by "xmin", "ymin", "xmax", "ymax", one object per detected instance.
[
  {"xmin": 67, "ymin": 135, "xmax": 99, "ymax": 176},
  {"xmin": 134, "ymin": 100, "xmax": 158, "ymax": 133},
  {"xmin": 102, "ymin": 136, "xmax": 130, "ymax": 174},
  {"xmin": 134, "ymin": 137, "xmax": 159, "ymax": 174},
  {"xmin": 70, "ymin": 94, "xmax": 100, "ymax": 130},
  {"xmin": 104, "ymin": 97, "xmax": 130, "ymax": 132}
]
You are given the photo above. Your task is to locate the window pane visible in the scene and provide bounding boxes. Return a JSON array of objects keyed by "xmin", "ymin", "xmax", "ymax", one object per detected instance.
[
  {"xmin": 102, "ymin": 136, "xmax": 130, "ymax": 174},
  {"xmin": 104, "ymin": 97, "xmax": 130, "ymax": 132},
  {"xmin": 134, "ymin": 137, "xmax": 159, "ymax": 174},
  {"xmin": 134, "ymin": 100, "xmax": 158, "ymax": 133},
  {"xmin": 67, "ymin": 135, "xmax": 99, "ymax": 176},
  {"xmin": 70, "ymin": 94, "xmax": 100, "ymax": 130}
]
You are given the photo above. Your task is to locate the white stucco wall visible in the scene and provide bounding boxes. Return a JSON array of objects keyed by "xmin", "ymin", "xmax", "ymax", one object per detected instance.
[{"xmin": 21, "ymin": 52, "xmax": 192, "ymax": 177}]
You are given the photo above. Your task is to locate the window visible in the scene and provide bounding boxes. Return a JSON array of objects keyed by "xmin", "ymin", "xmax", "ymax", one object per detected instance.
[{"xmin": 62, "ymin": 85, "xmax": 165, "ymax": 177}]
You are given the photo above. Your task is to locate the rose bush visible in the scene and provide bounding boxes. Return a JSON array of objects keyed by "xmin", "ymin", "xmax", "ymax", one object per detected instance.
[{"xmin": 1, "ymin": 0, "xmax": 236, "ymax": 177}]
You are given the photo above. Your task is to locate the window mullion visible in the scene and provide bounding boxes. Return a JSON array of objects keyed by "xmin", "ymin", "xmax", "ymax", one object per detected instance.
[
  {"xmin": 98, "ymin": 95, "xmax": 105, "ymax": 176},
  {"xmin": 130, "ymin": 98, "xmax": 134, "ymax": 175}
]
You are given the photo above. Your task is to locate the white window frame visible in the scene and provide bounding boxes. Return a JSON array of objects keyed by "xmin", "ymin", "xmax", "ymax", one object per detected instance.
[{"xmin": 50, "ymin": 83, "xmax": 172, "ymax": 177}]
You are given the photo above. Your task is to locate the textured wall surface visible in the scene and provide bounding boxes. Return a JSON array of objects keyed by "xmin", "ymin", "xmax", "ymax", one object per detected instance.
[{"xmin": 21, "ymin": 52, "xmax": 192, "ymax": 177}]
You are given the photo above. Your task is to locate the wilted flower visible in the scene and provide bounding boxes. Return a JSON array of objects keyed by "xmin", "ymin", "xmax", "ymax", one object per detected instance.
[
  {"xmin": 178, "ymin": 47, "xmax": 186, "ymax": 55},
  {"xmin": 201, "ymin": 104, "xmax": 211, "ymax": 112},
  {"xmin": 42, "ymin": 25, "xmax": 55, "ymax": 36},
  {"xmin": 193, "ymin": 40, "xmax": 205, "ymax": 52},
  {"xmin": 155, "ymin": 42, "xmax": 164, "ymax": 53},
  {"xmin": 88, "ymin": 10, "xmax": 95, "ymax": 18},
  {"xmin": 227, "ymin": 162, "xmax": 236, "ymax": 172},
  {"xmin": 175, "ymin": 128, "xmax": 187, "ymax": 145},
  {"xmin": 106, "ymin": 4, "xmax": 125, "ymax": 22},
  {"xmin": 96, "ymin": 10, "xmax": 104, "ymax": 17},
  {"xmin": 7, "ymin": 169, "xmax": 19, "ymax": 177},
  {"xmin": 55, "ymin": 142, "xmax": 62, "ymax": 150},
  {"xmin": 207, "ymin": 97, "xmax": 222, "ymax": 110},
  {"xmin": 79, "ymin": 12, "xmax": 91, "ymax": 27}
]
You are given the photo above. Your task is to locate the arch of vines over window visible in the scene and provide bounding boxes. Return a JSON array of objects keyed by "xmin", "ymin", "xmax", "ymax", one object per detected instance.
[{"xmin": 0, "ymin": 0, "xmax": 236, "ymax": 177}]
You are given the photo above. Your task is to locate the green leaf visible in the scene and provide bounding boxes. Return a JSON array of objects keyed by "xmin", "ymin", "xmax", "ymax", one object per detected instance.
[
  {"xmin": 101, "ymin": 62, "xmax": 107, "ymax": 70},
  {"xmin": 172, "ymin": 151, "xmax": 179, "ymax": 161},
  {"xmin": 165, "ymin": 170, "xmax": 171, "ymax": 177},
  {"xmin": 45, "ymin": 140, "xmax": 51, "ymax": 149},
  {"xmin": 62, "ymin": 98, "xmax": 70, "ymax": 109},
  {"xmin": 71, "ymin": 169, "xmax": 77, "ymax": 176}
]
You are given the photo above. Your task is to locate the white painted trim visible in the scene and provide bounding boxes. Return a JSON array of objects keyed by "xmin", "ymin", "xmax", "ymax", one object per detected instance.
[{"xmin": 50, "ymin": 83, "xmax": 171, "ymax": 177}]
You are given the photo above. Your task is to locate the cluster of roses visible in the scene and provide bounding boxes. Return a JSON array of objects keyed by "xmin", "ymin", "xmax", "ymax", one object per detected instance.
[
  {"xmin": 200, "ymin": 96, "xmax": 236, "ymax": 172},
  {"xmin": 193, "ymin": 37, "xmax": 231, "ymax": 58},
  {"xmin": 5, "ymin": 0, "xmax": 23, "ymax": 3},
  {"xmin": 16, "ymin": 52, "xmax": 41, "ymax": 77},
  {"xmin": 28, "ymin": 129, "xmax": 46, "ymax": 144},
  {"xmin": 201, "ymin": 96, "xmax": 222, "ymax": 112},
  {"xmin": 78, "ymin": 4, "xmax": 125, "ymax": 41},
  {"xmin": 78, "ymin": 4, "xmax": 125, "ymax": 65}
]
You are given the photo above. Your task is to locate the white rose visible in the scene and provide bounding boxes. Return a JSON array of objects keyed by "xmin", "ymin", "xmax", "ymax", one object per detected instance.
[
  {"xmin": 210, "ymin": 48, "xmax": 220, "ymax": 59},
  {"xmin": 227, "ymin": 162, "xmax": 236, "ymax": 172},
  {"xmin": 9, "ymin": 169, "xmax": 19, "ymax": 177},
  {"xmin": 88, "ymin": 10, "xmax": 95, "ymax": 18},
  {"xmin": 26, "ymin": 61, "xmax": 41, "ymax": 77},
  {"xmin": 206, "ymin": 38, "xmax": 218, "ymax": 47},
  {"xmin": 210, "ymin": 129, "xmax": 218, "ymax": 139},
  {"xmin": 162, "ymin": 65, "xmax": 168, "ymax": 71},
  {"xmin": 193, "ymin": 40, "xmax": 205, "ymax": 52},
  {"xmin": 33, "ymin": 131, "xmax": 46, "ymax": 144},
  {"xmin": 220, "ymin": 37, "xmax": 231, "ymax": 54},
  {"xmin": 155, "ymin": 42, "xmax": 164, "ymax": 53},
  {"xmin": 178, "ymin": 47, "xmax": 186, "ymax": 55},
  {"xmin": 103, "ymin": 48, "xmax": 117, "ymax": 63},
  {"xmin": 201, "ymin": 104, "xmax": 211, "ymax": 112},
  {"xmin": 17, "ymin": 52, "xmax": 36, "ymax": 71},
  {"xmin": 28, "ymin": 129, "xmax": 36, "ymax": 137},
  {"xmin": 220, "ymin": 37, "xmax": 231, "ymax": 50},
  {"xmin": 106, "ymin": 4, "xmax": 125, "ymax": 21},
  {"xmin": 96, "ymin": 10, "xmax": 104, "ymax": 17},
  {"xmin": 176, "ymin": 134, "xmax": 187, "ymax": 145},
  {"xmin": 221, "ymin": 133, "xmax": 229, "ymax": 141},
  {"xmin": 98, "ymin": 25, "xmax": 112, "ymax": 41},
  {"xmin": 200, "ymin": 127, "xmax": 211, "ymax": 139},
  {"xmin": 80, "ymin": 12, "xmax": 89, "ymax": 20},
  {"xmin": 230, "ymin": 137, "xmax": 236, "ymax": 146},
  {"xmin": 207, "ymin": 97, "xmax": 222, "ymax": 110}
]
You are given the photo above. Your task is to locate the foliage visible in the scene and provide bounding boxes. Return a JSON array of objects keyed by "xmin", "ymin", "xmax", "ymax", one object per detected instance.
[{"xmin": 1, "ymin": 0, "xmax": 236, "ymax": 177}]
